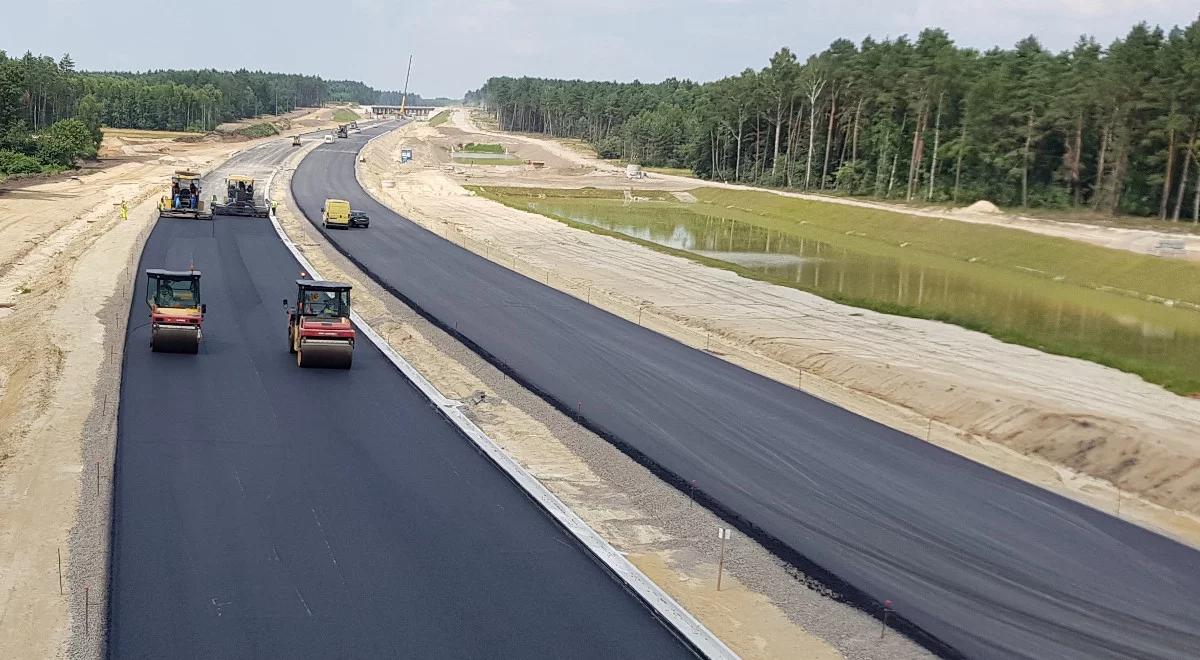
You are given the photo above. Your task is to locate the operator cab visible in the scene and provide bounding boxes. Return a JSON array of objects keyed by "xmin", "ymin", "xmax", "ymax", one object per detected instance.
[
  {"xmin": 295, "ymin": 280, "xmax": 351, "ymax": 319},
  {"xmin": 146, "ymin": 269, "xmax": 202, "ymax": 312}
]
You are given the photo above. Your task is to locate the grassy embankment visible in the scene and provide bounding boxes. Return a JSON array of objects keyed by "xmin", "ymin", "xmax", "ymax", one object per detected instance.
[
  {"xmin": 429, "ymin": 110, "xmax": 451, "ymax": 126},
  {"xmin": 332, "ymin": 108, "xmax": 360, "ymax": 122},
  {"xmin": 469, "ymin": 185, "xmax": 1200, "ymax": 394},
  {"xmin": 235, "ymin": 123, "xmax": 279, "ymax": 138},
  {"xmin": 461, "ymin": 142, "xmax": 506, "ymax": 154}
]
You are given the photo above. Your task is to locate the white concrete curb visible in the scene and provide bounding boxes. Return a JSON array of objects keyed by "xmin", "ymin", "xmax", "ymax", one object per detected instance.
[{"xmin": 264, "ymin": 131, "xmax": 738, "ymax": 660}]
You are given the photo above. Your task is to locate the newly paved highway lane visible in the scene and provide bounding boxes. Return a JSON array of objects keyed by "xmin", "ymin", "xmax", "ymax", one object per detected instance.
[
  {"xmin": 292, "ymin": 124, "xmax": 1200, "ymax": 659},
  {"xmin": 108, "ymin": 136, "xmax": 695, "ymax": 658}
]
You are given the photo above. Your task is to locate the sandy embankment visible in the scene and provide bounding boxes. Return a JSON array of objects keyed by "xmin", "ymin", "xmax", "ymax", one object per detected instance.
[
  {"xmin": 0, "ymin": 109, "xmax": 338, "ymax": 659},
  {"xmin": 274, "ymin": 137, "xmax": 925, "ymax": 660},
  {"xmin": 355, "ymin": 110, "xmax": 1200, "ymax": 548}
]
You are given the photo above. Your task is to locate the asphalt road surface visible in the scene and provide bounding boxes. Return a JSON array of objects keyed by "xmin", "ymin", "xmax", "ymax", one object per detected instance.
[
  {"xmin": 291, "ymin": 124, "xmax": 1200, "ymax": 660},
  {"xmin": 108, "ymin": 134, "xmax": 695, "ymax": 659}
]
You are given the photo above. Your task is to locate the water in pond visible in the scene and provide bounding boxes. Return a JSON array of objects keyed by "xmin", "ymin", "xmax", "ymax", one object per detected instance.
[{"xmin": 527, "ymin": 198, "xmax": 1200, "ymax": 392}]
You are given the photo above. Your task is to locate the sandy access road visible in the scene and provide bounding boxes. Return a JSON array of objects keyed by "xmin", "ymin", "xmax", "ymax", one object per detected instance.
[
  {"xmin": 357, "ymin": 109, "xmax": 1200, "ymax": 548},
  {"xmin": 0, "ymin": 108, "xmax": 344, "ymax": 659}
]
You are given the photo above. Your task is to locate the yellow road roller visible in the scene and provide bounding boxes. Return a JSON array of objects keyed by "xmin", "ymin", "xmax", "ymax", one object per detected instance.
[{"xmin": 146, "ymin": 269, "xmax": 205, "ymax": 353}]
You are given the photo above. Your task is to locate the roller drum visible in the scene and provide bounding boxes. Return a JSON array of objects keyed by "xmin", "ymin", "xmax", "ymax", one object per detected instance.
[
  {"xmin": 151, "ymin": 325, "xmax": 200, "ymax": 354},
  {"xmin": 297, "ymin": 338, "xmax": 352, "ymax": 369}
]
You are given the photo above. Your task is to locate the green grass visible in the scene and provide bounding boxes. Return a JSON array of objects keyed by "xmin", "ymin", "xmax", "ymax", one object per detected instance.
[
  {"xmin": 462, "ymin": 142, "xmax": 506, "ymax": 154},
  {"xmin": 235, "ymin": 123, "xmax": 279, "ymax": 138},
  {"xmin": 429, "ymin": 110, "xmax": 451, "ymax": 127},
  {"xmin": 468, "ymin": 184, "xmax": 1200, "ymax": 395},
  {"xmin": 644, "ymin": 166, "xmax": 696, "ymax": 177},
  {"xmin": 331, "ymin": 108, "xmax": 360, "ymax": 122},
  {"xmin": 457, "ymin": 157, "xmax": 524, "ymax": 166},
  {"xmin": 690, "ymin": 188, "xmax": 1200, "ymax": 306}
]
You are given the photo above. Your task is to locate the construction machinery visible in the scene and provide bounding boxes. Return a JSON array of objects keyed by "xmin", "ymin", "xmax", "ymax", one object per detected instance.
[
  {"xmin": 287, "ymin": 280, "xmax": 354, "ymax": 368},
  {"xmin": 146, "ymin": 269, "xmax": 205, "ymax": 353},
  {"xmin": 159, "ymin": 171, "xmax": 213, "ymax": 220},
  {"xmin": 336, "ymin": 124, "xmax": 349, "ymax": 138},
  {"xmin": 292, "ymin": 135, "xmax": 302, "ymax": 146},
  {"xmin": 212, "ymin": 175, "xmax": 269, "ymax": 217}
]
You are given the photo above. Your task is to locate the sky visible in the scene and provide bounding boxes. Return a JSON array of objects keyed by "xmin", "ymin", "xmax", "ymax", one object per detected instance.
[{"xmin": 1, "ymin": 0, "xmax": 1197, "ymax": 98}]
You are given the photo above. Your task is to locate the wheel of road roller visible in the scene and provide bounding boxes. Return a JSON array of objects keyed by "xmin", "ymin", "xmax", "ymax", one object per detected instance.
[
  {"xmin": 288, "ymin": 326, "xmax": 297, "ymax": 354},
  {"xmin": 150, "ymin": 325, "xmax": 200, "ymax": 354},
  {"xmin": 296, "ymin": 339, "xmax": 353, "ymax": 369}
]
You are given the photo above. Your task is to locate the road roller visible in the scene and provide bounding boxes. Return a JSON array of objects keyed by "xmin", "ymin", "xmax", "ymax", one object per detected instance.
[
  {"xmin": 286, "ymin": 279, "xmax": 354, "ymax": 369},
  {"xmin": 146, "ymin": 269, "xmax": 205, "ymax": 353}
]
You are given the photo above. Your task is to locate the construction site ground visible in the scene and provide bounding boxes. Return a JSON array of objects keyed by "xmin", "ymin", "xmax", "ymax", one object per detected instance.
[
  {"xmin": 357, "ymin": 109, "xmax": 1200, "ymax": 548},
  {"xmin": 0, "ymin": 106, "xmax": 352, "ymax": 659}
]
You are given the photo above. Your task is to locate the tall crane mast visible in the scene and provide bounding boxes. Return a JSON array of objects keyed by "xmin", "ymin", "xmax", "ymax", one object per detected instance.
[{"xmin": 400, "ymin": 54, "xmax": 413, "ymax": 117}]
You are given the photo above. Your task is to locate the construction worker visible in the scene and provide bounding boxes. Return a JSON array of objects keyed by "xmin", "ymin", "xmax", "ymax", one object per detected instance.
[
  {"xmin": 119, "ymin": 200, "xmax": 128, "ymax": 221},
  {"xmin": 271, "ymin": 200, "xmax": 278, "ymax": 215}
]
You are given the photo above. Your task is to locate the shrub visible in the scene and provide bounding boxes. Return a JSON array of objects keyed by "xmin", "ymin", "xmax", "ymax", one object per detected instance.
[
  {"xmin": 236, "ymin": 123, "xmax": 279, "ymax": 138},
  {"xmin": 0, "ymin": 149, "xmax": 42, "ymax": 174}
]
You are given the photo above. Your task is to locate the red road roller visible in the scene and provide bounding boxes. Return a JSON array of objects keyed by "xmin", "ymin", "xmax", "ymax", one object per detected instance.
[{"xmin": 286, "ymin": 279, "xmax": 354, "ymax": 369}]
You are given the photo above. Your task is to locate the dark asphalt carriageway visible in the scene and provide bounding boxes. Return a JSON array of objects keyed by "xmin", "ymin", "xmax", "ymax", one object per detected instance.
[
  {"xmin": 292, "ymin": 124, "xmax": 1200, "ymax": 660},
  {"xmin": 108, "ymin": 138, "xmax": 695, "ymax": 658}
]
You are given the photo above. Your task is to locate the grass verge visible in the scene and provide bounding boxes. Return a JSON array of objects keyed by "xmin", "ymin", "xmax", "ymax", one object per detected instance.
[
  {"xmin": 235, "ymin": 123, "xmax": 279, "ymax": 138},
  {"xmin": 469, "ymin": 184, "xmax": 1200, "ymax": 395},
  {"xmin": 456, "ymin": 157, "xmax": 524, "ymax": 166},
  {"xmin": 429, "ymin": 110, "xmax": 451, "ymax": 127},
  {"xmin": 462, "ymin": 142, "xmax": 505, "ymax": 154},
  {"xmin": 332, "ymin": 108, "xmax": 359, "ymax": 123}
]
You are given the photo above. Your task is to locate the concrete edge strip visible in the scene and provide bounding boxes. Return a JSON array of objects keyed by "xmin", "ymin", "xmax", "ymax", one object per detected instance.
[{"xmin": 263, "ymin": 139, "xmax": 738, "ymax": 660}]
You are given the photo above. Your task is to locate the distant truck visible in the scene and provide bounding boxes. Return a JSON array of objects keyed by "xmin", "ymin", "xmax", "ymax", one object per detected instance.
[{"xmin": 336, "ymin": 125, "xmax": 349, "ymax": 138}]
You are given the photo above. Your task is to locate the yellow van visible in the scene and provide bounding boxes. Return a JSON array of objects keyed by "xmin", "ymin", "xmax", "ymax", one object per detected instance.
[{"xmin": 322, "ymin": 199, "xmax": 351, "ymax": 229}]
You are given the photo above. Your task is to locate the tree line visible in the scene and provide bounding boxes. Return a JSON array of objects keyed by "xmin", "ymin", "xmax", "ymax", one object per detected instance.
[
  {"xmin": 0, "ymin": 49, "xmax": 451, "ymax": 177},
  {"xmin": 469, "ymin": 17, "xmax": 1200, "ymax": 220}
]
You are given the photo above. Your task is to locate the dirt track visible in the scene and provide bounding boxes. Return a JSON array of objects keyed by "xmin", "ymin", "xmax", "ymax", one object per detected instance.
[
  {"xmin": 0, "ymin": 108, "xmax": 343, "ymax": 659},
  {"xmin": 356, "ymin": 109, "xmax": 1200, "ymax": 548}
]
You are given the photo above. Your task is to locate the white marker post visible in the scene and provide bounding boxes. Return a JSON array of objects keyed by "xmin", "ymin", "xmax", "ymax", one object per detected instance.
[{"xmin": 716, "ymin": 527, "xmax": 732, "ymax": 591}]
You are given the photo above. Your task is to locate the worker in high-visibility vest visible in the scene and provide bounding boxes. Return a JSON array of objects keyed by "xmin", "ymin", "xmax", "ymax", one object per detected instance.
[
  {"xmin": 271, "ymin": 200, "xmax": 278, "ymax": 215},
  {"xmin": 119, "ymin": 200, "xmax": 128, "ymax": 221}
]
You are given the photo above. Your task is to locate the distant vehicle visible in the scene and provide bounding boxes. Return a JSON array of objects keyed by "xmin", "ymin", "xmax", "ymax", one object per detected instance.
[
  {"xmin": 336, "ymin": 125, "xmax": 349, "ymax": 138},
  {"xmin": 322, "ymin": 198, "xmax": 351, "ymax": 229},
  {"xmin": 348, "ymin": 210, "xmax": 370, "ymax": 228},
  {"xmin": 291, "ymin": 135, "xmax": 301, "ymax": 146},
  {"xmin": 323, "ymin": 134, "xmax": 334, "ymax": 144}
]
